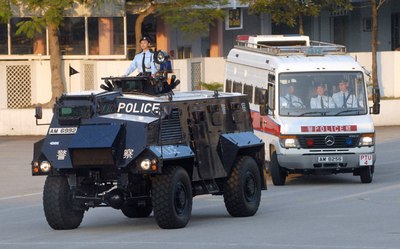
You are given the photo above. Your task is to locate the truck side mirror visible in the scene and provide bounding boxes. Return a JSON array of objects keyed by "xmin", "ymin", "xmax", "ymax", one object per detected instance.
[
  {"xmin": 258, "ymin": 89, "xmax": 268, "ymax": 115},
  {"xmin": 35, "ymin": 106, "xmax": 43, "ymax": 119},
  {"xmin": 370, "ymin": 87, "xmax": 380, "ymax": 114},
  {"xmin": 259, "ymin": 105, "xmax": 267, "ymax": 115}
]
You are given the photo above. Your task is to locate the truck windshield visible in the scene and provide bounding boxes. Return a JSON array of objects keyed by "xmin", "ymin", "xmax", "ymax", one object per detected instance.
[
  {"xmin": 278, "ymin": 72, "xmax": 368, "ymax": 117},
  {"xmin": 59, "ymin": 106, "xmax": 92, "ymax": 119}
]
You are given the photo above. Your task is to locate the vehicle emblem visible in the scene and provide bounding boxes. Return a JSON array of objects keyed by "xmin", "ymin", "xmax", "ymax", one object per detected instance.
[{"xmin": 325, "ymin": 135, "xmax": 335, "ymax": 146}]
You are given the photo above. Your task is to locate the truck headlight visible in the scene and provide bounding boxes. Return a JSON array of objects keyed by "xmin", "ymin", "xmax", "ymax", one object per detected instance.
[
  {"xmin": 40, "ymin": 161, "xmax": 52, "ymax": 173},
  {"xmin": 279, "ymin": 135, "xmax": 300, "ymax": 148},
  {"xmin": 358, "ymin": 133, "xmax": 374, "ymax": 146},
  {"xmin": 140, "ymin": 159, "xmax": 151, "ymax": 170}
]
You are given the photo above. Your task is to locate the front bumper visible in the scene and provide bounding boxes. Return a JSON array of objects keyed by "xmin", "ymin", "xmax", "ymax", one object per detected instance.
[{"xmin": 278, "ymin": 152, "xmax": 375, "ymax": 171}]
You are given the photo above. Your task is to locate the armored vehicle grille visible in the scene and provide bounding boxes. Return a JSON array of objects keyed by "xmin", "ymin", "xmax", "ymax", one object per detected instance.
[
  {"xmin": 298, "ymin": 134, "xmax": 360, "ymax": 149},
  {"xmin": 160, "ymin": 109, "xmax": 183, "ymax": 144}
]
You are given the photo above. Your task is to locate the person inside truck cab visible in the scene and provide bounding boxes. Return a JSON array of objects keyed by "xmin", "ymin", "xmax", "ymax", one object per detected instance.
[
  {"xmin": 332, "ymin": 80, "xmax": 359, "ymax": 108},
  {"xmin": 123, "ymin": 36, "xmax": 156, "ymax": 77},
  {"xmin": 310, "ymin": 83, "xmax": 335, "ymax": 109},
  {"xmin": 280, "ymin": 84, "xmax": 304, "ymax": 108}
]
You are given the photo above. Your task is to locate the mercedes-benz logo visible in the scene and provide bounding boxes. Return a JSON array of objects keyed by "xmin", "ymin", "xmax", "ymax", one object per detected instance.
[{"xmin": 325, "ymin": 135, "xmax": 335, "ymax": 146}]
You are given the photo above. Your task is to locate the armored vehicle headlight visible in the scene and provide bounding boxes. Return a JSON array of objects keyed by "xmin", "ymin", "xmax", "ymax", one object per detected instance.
[
  {"xmin": 359, "ymin": 133, "xmax": 374, "ymax": 146},
  {"xmin": 40, "ymin": 161, "xmax": 52, "ymax": 173},
  {"xmin": 140, "ymin": 159, "xmax": 151, "ymax": 170},
  {"xmin": 279, "ymin": 135, "xmax": 300, "ymax": 148}
]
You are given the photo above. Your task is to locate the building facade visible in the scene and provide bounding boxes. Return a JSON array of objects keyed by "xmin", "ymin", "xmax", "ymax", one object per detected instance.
[{"xmin": 1, "ymin": 1, "xmax": 399, "ymax": 61}]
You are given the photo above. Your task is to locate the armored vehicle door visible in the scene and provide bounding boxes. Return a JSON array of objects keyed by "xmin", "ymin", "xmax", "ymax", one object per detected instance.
[{"xmin": 188, "ymin": 104, "xmax": 215, "ymax": 179}]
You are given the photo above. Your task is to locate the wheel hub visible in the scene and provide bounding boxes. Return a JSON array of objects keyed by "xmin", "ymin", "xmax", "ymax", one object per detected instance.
[
  {"xmin": 244, "ymin": 172, "xmax": 256, "ymax": 202},
  {"xmin": 175, "ymin": 182, "xmax": 187, "ymax": 215}
]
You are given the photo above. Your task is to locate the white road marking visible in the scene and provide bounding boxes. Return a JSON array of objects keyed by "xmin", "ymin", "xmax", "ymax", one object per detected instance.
[{"xmin": 0, "ymin": 192, "xmax": 41, "ymax": 201}]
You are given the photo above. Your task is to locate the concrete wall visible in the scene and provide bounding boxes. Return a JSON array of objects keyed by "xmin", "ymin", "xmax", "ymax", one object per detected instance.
[
  {"xmin": 371, "ymin": 100, "xmax": 400, "ymax": 127},
  {"xmin": 350, "ymin": 51, "xmax": 400, "ymax": 98},
  {"xmin": 0, "ymin": 109, "xmax": 52, "ymax": 135}
]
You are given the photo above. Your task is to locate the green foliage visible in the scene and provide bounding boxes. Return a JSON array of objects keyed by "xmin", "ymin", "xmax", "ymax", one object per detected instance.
[
  {"xmin": 15, "ymin": 17, "xmax": 46, "ymax": 38},
  {"xmin": 157, "ymin": 0, "xmax": 228, "ymax": 37},
  {"xmin": 20, "ymin": 0, "xmax": 74, "ymax": 26},
  {"xmin": 0, "ymin": 0, "xmax": 15, "ymax": 23},
  {"xmin": 199, "ymin": 82, "xmax": 224, "ymax": 91},
  {"xmin": 13, "ymin": 0, "xmax": 110, "ymax": 35},
  {"xmin": 241, "ymin": 0, "xmax": 352, "ymax": 29}
]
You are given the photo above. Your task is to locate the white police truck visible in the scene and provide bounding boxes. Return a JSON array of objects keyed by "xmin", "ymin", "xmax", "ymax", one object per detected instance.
[{"xmin": 225, "ymin": 35, "xmax": 380, "ymax": 185}]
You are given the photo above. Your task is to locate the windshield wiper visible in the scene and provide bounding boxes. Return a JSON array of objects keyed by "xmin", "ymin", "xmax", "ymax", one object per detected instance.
[
  {"xmin": 297, "ymin": 111, "xmax": 327, "ymax": 117},
  {"xmin": 334, "ymin": 109, "xmax": 361, "ymax": 116}
]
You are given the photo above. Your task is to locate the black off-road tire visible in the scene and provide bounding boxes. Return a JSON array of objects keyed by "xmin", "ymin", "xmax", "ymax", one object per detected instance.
[
  {"xmin": 43, "ymin": 175, "xmax": 84, "ymax": 230},
  {"xmin": 152, "ymin": 166, "xmax": 192, "ymax": 229},
  {"xmin": 223, "ymin": 156, "xmax": 261, "ymax": 217},
  {"xmin": 360, "ymin": 165, "xmax": 374, "ymax": 183},
  {"xmin": 270, "ymin": 152, "xmax": 287, "ymax": 186},
  {"xmin": 121, "ymin": 198, "xmax": 153, "ymax": 218}
]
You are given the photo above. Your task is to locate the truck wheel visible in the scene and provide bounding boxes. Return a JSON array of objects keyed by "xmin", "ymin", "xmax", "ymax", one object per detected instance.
[
  {"xmin": 152, "ymin": 166, "xmax": 192, "ymax": 229},
  {"xmin": 223, "ymin": 156, "xmax": 261, "ymax": 217},
  {"xmin": 270, "ymin": 152, "xmax": 287, "ymax": 186},
  {"xmin": 121, "ymin": 199, "xmax": 153, "ymax": 218},
  {"xmin": 43, "ymin": 175, "xmax": 84, "ymax": 230},
  {"xmin": 360, "ymin": 165, "xmax": 374, "ymax": 183}
]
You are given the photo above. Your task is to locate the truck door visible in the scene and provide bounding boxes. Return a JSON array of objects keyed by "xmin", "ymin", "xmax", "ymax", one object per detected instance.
[{"xmin": 188, "ymin": 104, "xmax": 214, "ymax": 179}]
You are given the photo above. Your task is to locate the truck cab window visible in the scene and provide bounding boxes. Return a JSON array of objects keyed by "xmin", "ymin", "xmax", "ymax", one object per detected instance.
[{"xmin": 278, "ymin": 72, "xmax": 367, "ymax": 116}]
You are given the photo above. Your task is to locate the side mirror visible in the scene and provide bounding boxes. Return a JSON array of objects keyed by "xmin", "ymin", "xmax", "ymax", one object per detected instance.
[
  {"xmin": 370, "ymin": 87, "xmax": 380, "ymax": 114},
  {"xmin": 370, "ymin": 104, "xmax": 380, "ymax": 115},
  {"xmin": 372, "ymin": 87, "xmax": 380, "ymax": 105},
  {"xmin": 34, "ymin": 105, "xmax": 50, "ymax": 126},
  {"xmin": 35, "ymin": 106, "xmax": 43, "ymax": 119},
  {"xmin": 257, "ymin": 89, "xmax": 268, "ymax": 105},
  {"xmin": 259, "ymin": 105, "xmax": 267, "ymax": 115},
  {"xmin": 258, "ymin": 89, "xmax": 268, "ymax": 115}
]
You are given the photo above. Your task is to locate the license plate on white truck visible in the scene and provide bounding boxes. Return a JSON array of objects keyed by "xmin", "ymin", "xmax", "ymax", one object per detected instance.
[
  {"xmin": 318, "ymin": 156, "xmax": 343, "ymax": 163},
  {"xmin": 359, "ymin": 154, "xmax": 373, "ymax": 166}
]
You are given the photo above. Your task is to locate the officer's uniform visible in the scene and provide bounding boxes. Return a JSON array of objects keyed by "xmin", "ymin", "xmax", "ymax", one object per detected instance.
[
  {"xmin": 332, "ymin": 91, "xmax": 360, "ymax": 108},
  {"xmin": 310, "ymin": 95, "xmax": 335, "ymax": 109},
  {"xmin": 280, "ymin": 94, "xmax": 304, "ymax": 108},
  {"xmin": 124, "ymin": 38, "xmax": 156, "ymax": 76}
]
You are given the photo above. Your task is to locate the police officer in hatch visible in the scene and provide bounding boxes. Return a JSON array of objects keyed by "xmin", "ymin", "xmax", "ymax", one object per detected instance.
[{"xmin": 124, "ymin": 36, "xmax": 156, "ymax": 77}]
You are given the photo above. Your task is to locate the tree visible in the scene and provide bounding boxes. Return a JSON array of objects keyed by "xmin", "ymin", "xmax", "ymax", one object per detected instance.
[
  {"xmin": 9, "ymin": 0, "xmax": 107, "ymax": 107},
  {"xmin": 370, "ymin": 0, "xmax": 388, "ymax": 91},
  {"xmin": 9, "ymin": 1, "xmax": 73, "ymax": 107},
  {"xmin": 127, "ymin": 0, "xmax": 227, "ymax": 53},
  {"xmin": 241, "ymin": 0, "xmax": 352, "ymax": 35},
  {"xmin": 0, "ymin": 0, "xmax": 14, "ymax": 24}
]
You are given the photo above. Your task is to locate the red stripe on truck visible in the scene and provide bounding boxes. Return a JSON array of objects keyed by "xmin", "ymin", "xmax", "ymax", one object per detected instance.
[{"xmin": 251, "ymin": 111, "xmax": 280, "ymax": 136}]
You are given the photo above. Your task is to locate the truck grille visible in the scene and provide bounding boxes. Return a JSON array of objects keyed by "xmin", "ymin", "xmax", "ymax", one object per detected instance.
[
  {"xmin": 160, "ymin": 109, "xmax": 183, "ymax": 144},
  {"xmin": 298, "ymin": 134, "xmax": 360, "ymax": 149}
]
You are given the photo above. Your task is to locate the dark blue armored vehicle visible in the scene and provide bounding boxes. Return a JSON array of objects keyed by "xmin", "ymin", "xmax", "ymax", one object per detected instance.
[{"xmin": 32, "ymin": 53, "xmax": 266, "ymax": 229}]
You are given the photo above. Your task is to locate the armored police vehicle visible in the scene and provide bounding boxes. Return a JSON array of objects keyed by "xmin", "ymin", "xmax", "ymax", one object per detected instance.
[
  {"xmin": 32, "ymin": 52, "xmax": 266, "ymax": 229},
  {"xmin": 225, "ymin": 35, "xmax": 380, "ymax": 185}
]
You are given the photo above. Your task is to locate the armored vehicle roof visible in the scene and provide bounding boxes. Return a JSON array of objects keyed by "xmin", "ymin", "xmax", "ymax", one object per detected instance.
[
  {"xmin": 64, "ymin": 90, "xmax": 245, "ymax": 102},
  {"xmin": 119, "ymin": 90, "xmax": 245, "ymax": 102}
]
